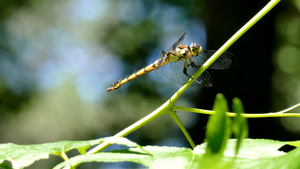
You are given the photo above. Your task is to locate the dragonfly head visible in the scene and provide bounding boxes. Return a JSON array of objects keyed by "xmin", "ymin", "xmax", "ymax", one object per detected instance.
[{"xmin": 191, "ymin": 42, "xmax": 202, "ymax": 57}]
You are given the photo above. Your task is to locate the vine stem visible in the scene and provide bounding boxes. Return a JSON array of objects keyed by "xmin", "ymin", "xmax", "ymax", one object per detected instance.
[
  {"xmin": 173, "ymin": 104, "xmax": 300, "ymax": 118},
  {"xmin": 167, "ymin": 110, "xmax": 196, "ymax": 148}
]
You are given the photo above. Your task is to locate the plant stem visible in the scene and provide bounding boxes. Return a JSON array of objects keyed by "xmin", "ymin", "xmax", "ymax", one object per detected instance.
[
  {"xmin": 67, "ymin": 102, "xmax": 171, "ymax": 168},
  {"xmin": 272, "ymin": 103, "xmax": 300, "ymax": 114},
  {"xmin": 87, "ymin": 102, "xmax": 171, "ymax": 155},
  {"xmin": 167, "ymin": 110, "xmax": 196, "ymax": 148},
  {"xmin": 173, "ymin": 105, "xmax": 300, "ymax": 118}
]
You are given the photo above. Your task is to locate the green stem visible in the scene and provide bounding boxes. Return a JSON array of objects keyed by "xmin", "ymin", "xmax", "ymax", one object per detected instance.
[
  {"xmin": 167, "ymin": 110, "xmax": 196, "ymax": 148},
  {"xmin": 273, "ymin": 103, "xmax": 300, "ymax": 114},
  {"xmin": 69, "ymin": 102, "xmax": 171, "ymax": 168},
  {"xmin": 87, "ymin": 101, "xmax": 171, "ymax": 154},
  {"xmin": 173, "ymin": 105, "xmax": 300, "ymax": 118}
]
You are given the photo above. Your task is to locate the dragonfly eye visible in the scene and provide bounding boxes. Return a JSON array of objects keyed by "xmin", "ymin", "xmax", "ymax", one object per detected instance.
[{"xmin": 191, "ymin": 43, "xmax": 202, "ymax": 56}]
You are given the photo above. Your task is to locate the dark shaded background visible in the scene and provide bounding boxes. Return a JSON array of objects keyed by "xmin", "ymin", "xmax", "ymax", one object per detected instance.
[{"xmin": 1, "ymin": 0, "xmax": 300, "ymax": 168}]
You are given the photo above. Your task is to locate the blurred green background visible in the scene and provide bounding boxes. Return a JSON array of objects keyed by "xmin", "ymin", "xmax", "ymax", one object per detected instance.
[{"xmin": 0, "ymin": 0, "xmax": 300, "ymax": 168}]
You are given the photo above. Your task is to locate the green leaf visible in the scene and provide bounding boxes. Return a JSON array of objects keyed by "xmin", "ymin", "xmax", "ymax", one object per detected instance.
[
  {"xmin": 196, "ymin": 139, "xmax": 300, "ymax": 169},
  {"xmin": 54, "ymin": 146, "xmax": 196, "ymax": 169},
  {"xmin": 0, "ymin": 137, "xmax": 141, "ymax": 169},
  {"xmin": 287, "ymin": 141, "xmax": 300, "ymax": 148},
  {"xmin": 200, "ymin": 94, "xmax": 231, "ymax": 168},
  {"xmin": 54, "ymin": 139, "xmax": 300, "ymax": 169},
  {"xmin": 232, "ymin": 97, "xmax": 248, "ymax": 155},
  {"xmin": 2, "ymin": 137, "xmax": 300, "ymax": 169},
  {"xmin": 205, "ymin": 93, "xmax": 230, "ymax": 156},
  {"xmin": 0, "ymin": 162, "xmax": 12, "ymax": 169},
  {"xmin": 197, "ymin": 139, "xmax": 287, "ymax": 158},
  {"xmin": 77, "ymin": 145, "xmax": 90, "ymax": 155}
]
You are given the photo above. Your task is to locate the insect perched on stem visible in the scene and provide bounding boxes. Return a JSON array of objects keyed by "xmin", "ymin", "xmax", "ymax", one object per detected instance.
[{"xmin": 107, "ymin": 32, "xmax": 234, "ymax": 92}]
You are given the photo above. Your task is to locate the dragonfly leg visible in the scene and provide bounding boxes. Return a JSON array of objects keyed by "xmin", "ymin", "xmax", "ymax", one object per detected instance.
[
  {"xmin": 187, "ymin": 47, "xmax": 198, "ymax": 68},
  {"xmin": 190, "ymin": 61, "xmax": 197, "ymax": 68},
  {"xmin": 183, "ymin": 59, "xmax": 203, "ymax": 85}
]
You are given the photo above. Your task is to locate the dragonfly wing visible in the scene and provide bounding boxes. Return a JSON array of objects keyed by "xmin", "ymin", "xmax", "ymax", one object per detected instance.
[
  {"xmin": 155, "ymin": 32, "xmax": 187, "ymax": 73},
  {"xmin": 193, "ymin": 50, "xmax": 235, "ymax": 70},
  {"xmin": 186, "ymin": 64, "xmax": 213, "ymax": 87},
  {"xmin": 160, "ymin": 60, "xmax": 212, "ymax": 87},
  {"xmin": 167, "ymin": 32, "xmax": 187, "ymax": 53}
]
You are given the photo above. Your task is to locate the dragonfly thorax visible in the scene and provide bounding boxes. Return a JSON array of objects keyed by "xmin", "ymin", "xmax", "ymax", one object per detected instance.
[{"xmin": 168, "ymin": 45, "xmax": 189, "ymax": 62}]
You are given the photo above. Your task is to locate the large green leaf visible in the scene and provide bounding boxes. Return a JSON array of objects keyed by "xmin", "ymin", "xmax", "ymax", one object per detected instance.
[
  {"xmin": 196, "ymin": 139, "xmax": 300, "ymax": 169},
  {"xmin": 53, "ymin": 139, "xmax": 300, "ymax": 169},
  {"xmin": 54, "ymin": 146, "xmax": 196, "ymax": 169},
  {"xmin": 0, "ymin": 137, "xmax": 143, "ymax": 169},
  {"xmin": 1, "ymin": 134, "xmax": 300, "ymax": 168}
]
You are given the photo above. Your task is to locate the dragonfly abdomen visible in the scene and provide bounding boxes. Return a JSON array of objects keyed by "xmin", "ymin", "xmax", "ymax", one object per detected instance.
[{"xmin": 106, "ymin": 61, "xmax": 159, "ymax": 92}]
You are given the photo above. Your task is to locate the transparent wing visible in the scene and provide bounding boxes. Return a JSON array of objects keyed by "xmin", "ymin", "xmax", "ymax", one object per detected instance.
[
  {"xmin": 155, "ymin": 32, "xmax": 187, "ymax": 73},
  {"xmin": 193, "ymin": 50, "xmax": 235, "ymax": 69},
  {"xmin": 160, "ymin": 59, "xmax": 212, "ymax": 87},
  {"xmin": 167, "ymin": 32, "xmax": 187, "ymax": 53}
]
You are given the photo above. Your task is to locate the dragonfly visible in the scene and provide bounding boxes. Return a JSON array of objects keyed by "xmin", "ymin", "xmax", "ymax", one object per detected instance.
[{"xmin": 107, "ymin": 32, "xmax": 234, "ymax": 92}]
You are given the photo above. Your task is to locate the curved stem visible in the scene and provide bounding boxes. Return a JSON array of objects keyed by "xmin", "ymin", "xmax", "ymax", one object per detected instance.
[
  {"xmin": 173, "ymin": 105, "xmax": 300, "ymax": 118},
  {"xmin": 271, "ymin": 103, "xmax": 300, "ymax": 114},
  {"xmin": 87, "ymin": 101, "xmax": 172, "ymax": 155}
]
